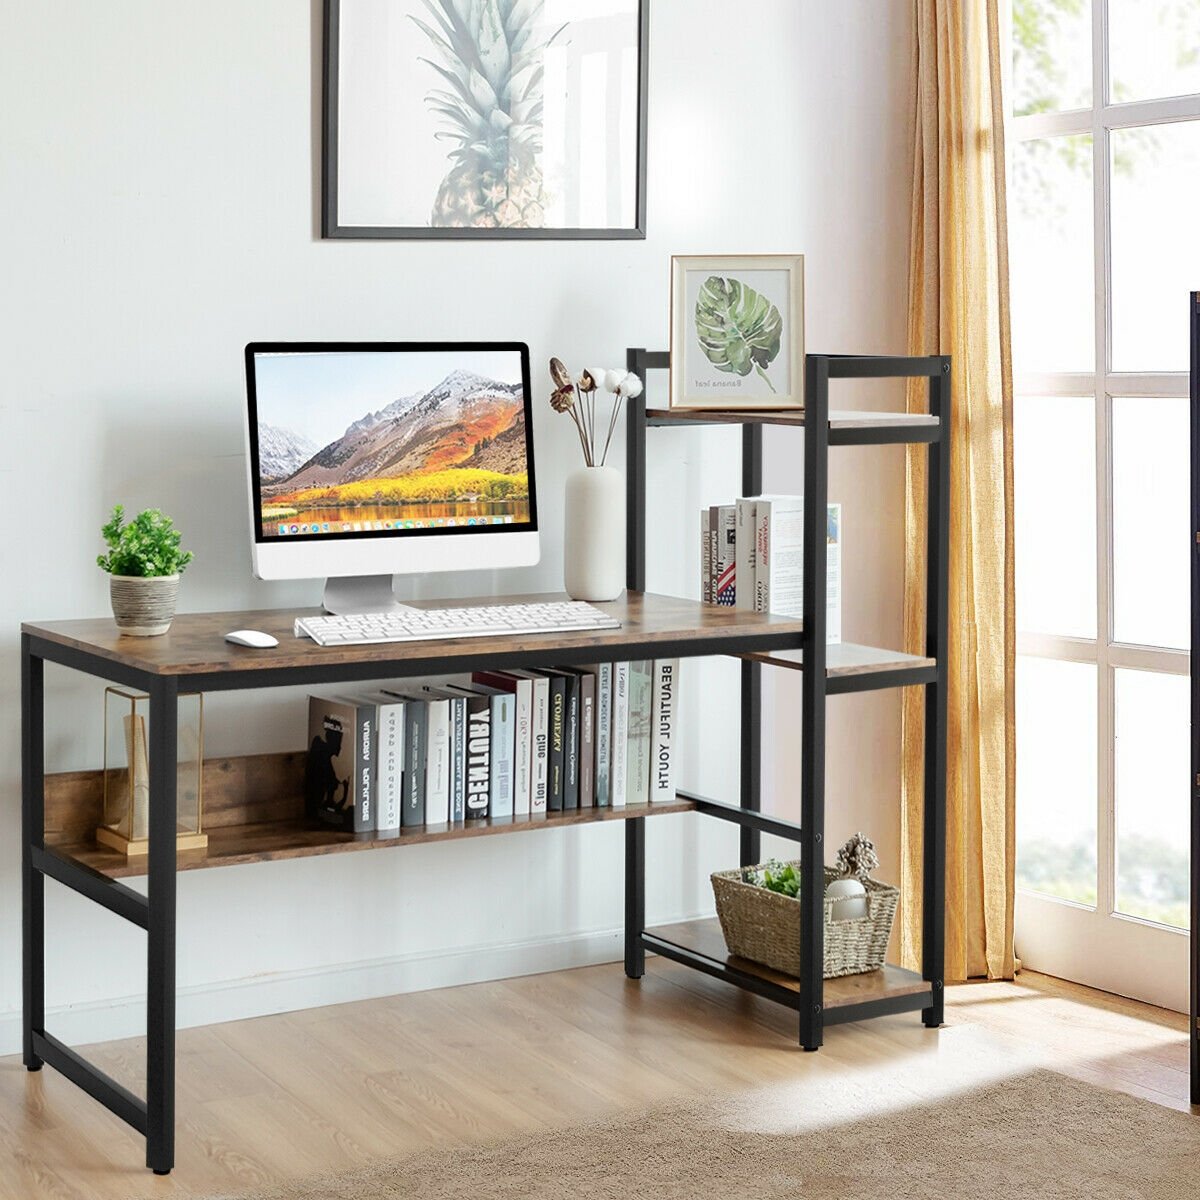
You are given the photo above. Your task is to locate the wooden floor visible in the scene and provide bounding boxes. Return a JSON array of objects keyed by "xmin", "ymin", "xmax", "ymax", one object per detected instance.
[{"xmin": 0, "ymin": 962, "xmax": 1190, "ymax": 1199}]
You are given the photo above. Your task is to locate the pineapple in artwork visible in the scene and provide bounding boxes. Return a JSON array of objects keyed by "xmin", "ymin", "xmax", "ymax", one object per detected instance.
[{"xmin": 412, "ymin": 0, "xmax": 559, "ymax": 229}]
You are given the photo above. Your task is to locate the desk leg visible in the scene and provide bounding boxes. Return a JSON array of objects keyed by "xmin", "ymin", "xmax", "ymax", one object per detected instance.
[
  {"xmin": 624, "ymin": 817, "xmax": 645, "ymax": 979},
  {"xmin": 146, "ymin": 676, "xmax": 178, "ymax": 1175},
  {"xmin": 21, "ymin": 634, "xmax": 45, "ymax": 1072}
]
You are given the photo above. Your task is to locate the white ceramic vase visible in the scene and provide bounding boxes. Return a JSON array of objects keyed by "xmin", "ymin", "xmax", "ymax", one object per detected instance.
[{"xmin": 563, "ymin": 465, "xmax": 625, "ymax": 602}]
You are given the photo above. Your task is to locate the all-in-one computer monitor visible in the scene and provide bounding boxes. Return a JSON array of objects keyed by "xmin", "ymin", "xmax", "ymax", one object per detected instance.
[{"xmin": 243, "ymin": 342, "xmax": 539, "ymax": 613}]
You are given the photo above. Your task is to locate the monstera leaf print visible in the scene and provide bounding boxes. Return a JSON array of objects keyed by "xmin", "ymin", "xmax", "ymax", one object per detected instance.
[{"xmin": 694, "ymin": 276, "xmax": 783, "ymax": 393}]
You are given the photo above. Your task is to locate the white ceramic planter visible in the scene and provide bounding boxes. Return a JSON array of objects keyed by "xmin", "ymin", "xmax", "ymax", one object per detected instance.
[
  {"xmin": 563, "ymin": 465, "xmax": 625, "ymax": 602},
  {"xmin": 109, "ymin": 574, "xmax": 180, "ymax": 637}
]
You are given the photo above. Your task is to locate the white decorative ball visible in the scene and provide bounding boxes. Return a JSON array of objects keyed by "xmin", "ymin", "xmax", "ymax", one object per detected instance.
[{"xmin": 826, "ymin": 877, "xmax": 868, "ymax": 921}]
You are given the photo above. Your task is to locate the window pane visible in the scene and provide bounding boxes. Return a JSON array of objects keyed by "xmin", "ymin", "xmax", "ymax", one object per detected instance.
[
  {"xmin": 1115, "ymin": 668, "xmax": 1189, "ymax": 929},
  {"xmin": 1112, "ymin": 396, "xmax": 1189, "ymax": 649},
  {"xmin": 1016, "ymin": 657, "xmax": 1097, "ymax": 905},
  {"xmin": 1109, "ymin": 1, "xmax": 1200, "ymax": 104},
  {"xmin": 1012, "ymin": 0, "xmax": 1092, "ymax": 116},
  {"xmin": 1110, "ymin": 121, "xmax": 1200, "ymax": 372},
  {"xmin": 1015, "ymin": 395, "xmax": 1096, "ymax": 637},
  {"xmin": 1010, "ymin": 134, "xmax": 1095, "ymax": 372}
]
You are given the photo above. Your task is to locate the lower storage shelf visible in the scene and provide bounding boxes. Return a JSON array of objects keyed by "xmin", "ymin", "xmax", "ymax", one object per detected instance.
[{"xmin": 643, "ymin": 918, "xmax": 933, "ymax": 1023}]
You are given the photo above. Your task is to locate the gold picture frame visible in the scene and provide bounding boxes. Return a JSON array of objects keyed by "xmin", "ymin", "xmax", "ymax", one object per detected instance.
[{"xmin": 669, "ymin": 254, "xmax": 805, "ymax": 411}]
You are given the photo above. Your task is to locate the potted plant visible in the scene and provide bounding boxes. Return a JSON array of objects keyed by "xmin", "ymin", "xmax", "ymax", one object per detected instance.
[
  {"xmin": 548, "ymin": 358, "xmax": 642, "ymax": 602},
  {"xmin": 97, "ymin": 505, "xmax": 194, "ymax": 636}
]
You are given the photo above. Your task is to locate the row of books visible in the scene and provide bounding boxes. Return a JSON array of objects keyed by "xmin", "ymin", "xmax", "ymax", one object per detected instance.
[
  {"xmin": 303, "ymin": 661, "xmax": 680, "ymax": 835},
  {"xmin": 700, "ymin": 496, "xmax": 843, "ymax": 643}
]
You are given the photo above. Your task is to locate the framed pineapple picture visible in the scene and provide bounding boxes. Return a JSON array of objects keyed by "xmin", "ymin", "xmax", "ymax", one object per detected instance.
[
  {"xmin": 323, "ymin": 0, "xmax": 649, "ymax": 239},
  {"xmin": 669, "ymin": 255, "xmax": 805, "ymax": 411}
]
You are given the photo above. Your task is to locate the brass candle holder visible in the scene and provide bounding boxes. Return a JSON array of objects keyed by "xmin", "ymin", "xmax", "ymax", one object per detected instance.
[{"xmin": 98, "ymin": 687, "xmax": 207, "ymax": 858}]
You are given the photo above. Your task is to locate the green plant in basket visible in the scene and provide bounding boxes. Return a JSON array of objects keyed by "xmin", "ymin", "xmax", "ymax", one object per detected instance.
[
  {"xmin": 97, "ymin": 505, "xmax": 193, "ymax": 577},
  {"xmin": 743, "ymin": 859, "xmax": 800, "ymax": 898}
]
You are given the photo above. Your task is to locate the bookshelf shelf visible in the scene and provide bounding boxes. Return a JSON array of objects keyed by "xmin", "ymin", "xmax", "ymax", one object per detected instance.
[
  {"xmin": 626, "ymin": 348, "xmax": 949, "ymax": 1053},
  {"xmin": 643, "ymin": 918, "xmax": 932, "ymax": 1020},
  {"xmin": 47, "ymin": 797, "xmax": 696, "ymax": 880}
]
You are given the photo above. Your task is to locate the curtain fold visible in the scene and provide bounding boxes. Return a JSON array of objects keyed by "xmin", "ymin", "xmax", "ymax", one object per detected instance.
[{"xmin": 900, "ymin": 0, "xmax": 1016, "ymax": 982}]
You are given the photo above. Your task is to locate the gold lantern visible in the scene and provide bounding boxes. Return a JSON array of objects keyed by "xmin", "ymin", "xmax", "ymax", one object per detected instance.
[{"xmin": 98, "ymin": 687, "xmax": 207, "ymax": 857}]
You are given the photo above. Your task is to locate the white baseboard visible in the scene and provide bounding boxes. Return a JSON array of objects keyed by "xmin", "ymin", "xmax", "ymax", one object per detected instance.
[{"xmin": 0, "ymin": 925, "xmax": 636, "ymax": 1056}]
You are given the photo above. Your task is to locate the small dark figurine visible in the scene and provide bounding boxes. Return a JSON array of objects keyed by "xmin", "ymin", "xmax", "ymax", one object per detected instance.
[{"xmin": 305, "ymin": 718, "xmax": 350, "ymax": 820}]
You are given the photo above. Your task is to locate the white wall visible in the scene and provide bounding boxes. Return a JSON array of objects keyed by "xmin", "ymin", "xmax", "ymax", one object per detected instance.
[{"xmin": 0, "ymin": 0, "xmax": 913, "ymax": 1052}]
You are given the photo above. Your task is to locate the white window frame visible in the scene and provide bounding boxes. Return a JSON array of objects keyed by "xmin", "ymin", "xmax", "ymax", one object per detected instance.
[{"xmin": 1011, "ymin": 2, "xmax": 1200, "ymax": 971}]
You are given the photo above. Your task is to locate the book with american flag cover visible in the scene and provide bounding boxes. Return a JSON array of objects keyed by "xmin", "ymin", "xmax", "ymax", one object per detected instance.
[{"xmin": 709, "ymin": 504, "xmax": 736, "ymax": 606}]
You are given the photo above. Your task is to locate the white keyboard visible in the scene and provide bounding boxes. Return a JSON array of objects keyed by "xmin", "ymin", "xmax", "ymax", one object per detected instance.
[{"xmin": 294, "ymin": 600, "xmax": 621, "ymax": 647}]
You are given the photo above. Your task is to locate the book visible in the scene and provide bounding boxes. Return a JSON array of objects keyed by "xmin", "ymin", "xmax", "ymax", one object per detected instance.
[
  {"xmin": 754, "ymin": 497, "xmax": 844, "ymax": 643},
  {"xmin": 468, "ymin": 684, "xmax": 516, "ymax": 818},
  {"xmin": 610, "ymin": 662, "xmax": 631, "ymax": 808},
  {"xmin": 590, "ymin": 661, "xmax": 614, "ymax": 807},
  {"xmin": 305, "ymin": 693, "xmax": 360, "ymax": 831},
  {"xmin": 541, "ymin": 670, "xmax": 568, "ymax": 811},
  {"xmin": 419, "ymin": 689, "xmax": 453, "ymax": 826},
  {"xmin": 700, "ymin": 509, "xmax": 713, "ymax": 603},
  {"xmin": 650, "ymin": 660, "xmax": 679, "ymax": 802},
  {"xmin": 385, "ymin": 690, "xmax": 427, "ymax": 827},
  {"xmin": 359, "ymin": 691, "xmax": 405, "ymax": 836},
  {"xmin": 449, "ymin": 686, "xmax": 492, "ymax": 819},
  {"xmin": 472, "ymin": 670, "xmax": 534, "ymax": 816},
  {"xmin": 506, "ymin": 669, "xmax": 550, "ymax": 813},
  {"xmin": 561, "ymin": 668, "xmax": 596, "ymax": 809},
  {"xmin": 560, "ymin": 670, "xmax": 580, "ymax": 810},
  {"xmin": 625, "ymin": 661, "xmax": 653, "ymax": 806},
  {"xmin": 735, "ymin": 496, "xmax": 758, "ymax": 611},
  {"xmin": 710, "ymin": 503, "xmax": 736, "ymax": 606},
  {"xmin": 447, "ymin": 690, "xmax": 467, "ymax": 821},
  {"xmin": 334, "ymin": 694, "xmax": 378, "ymax": 834}
]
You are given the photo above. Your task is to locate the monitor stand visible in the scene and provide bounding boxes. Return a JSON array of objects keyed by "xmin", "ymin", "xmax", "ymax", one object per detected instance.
[{"xmin": 322, "ymin": 574, "xmax": 408, "ymax": 615}]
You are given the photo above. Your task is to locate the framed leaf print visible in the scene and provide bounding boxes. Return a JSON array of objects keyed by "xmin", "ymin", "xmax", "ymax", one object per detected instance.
[
  {"xmin": 323, "ymin": 0, "xmax": 649, "ymax": 240},
  {"xmin": 669, "ymin": 255, "xmax": 805, "ymax": 410}
]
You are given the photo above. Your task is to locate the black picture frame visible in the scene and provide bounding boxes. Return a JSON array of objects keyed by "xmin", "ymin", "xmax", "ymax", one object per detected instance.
[{"xmin": 322, "ymin": 0, "xmax": 650, "ymax": 241}]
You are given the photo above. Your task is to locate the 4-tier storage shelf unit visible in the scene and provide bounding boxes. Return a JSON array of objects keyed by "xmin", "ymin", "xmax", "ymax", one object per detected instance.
[
  {"xmin": 19, "ymin": 350, "xmax": 948, "ymax": 1175},
  {"xmin": 622, "ymin": 349, "xmax": 950, "ymax": 1053}
]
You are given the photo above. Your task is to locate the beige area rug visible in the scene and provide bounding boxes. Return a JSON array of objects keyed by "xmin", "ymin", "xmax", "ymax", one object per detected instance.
[{"xmin": 214, "ymin": 1065, "xmax": 1200, "ymax": 1200}]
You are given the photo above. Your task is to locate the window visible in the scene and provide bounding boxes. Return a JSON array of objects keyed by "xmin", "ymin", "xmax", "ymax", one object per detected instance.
[{"xmin": 1010, "ymin": 1, "xmax": 1199, "ymax": 945}]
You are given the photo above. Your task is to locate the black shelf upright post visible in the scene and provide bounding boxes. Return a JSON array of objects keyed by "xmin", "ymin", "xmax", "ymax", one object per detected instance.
[
  {"xmin": 798, "ymin": 357, "xmax": 831, "ymax": 1051},
  {"xmin": 1189, "ymin": 291, "xmax": 1200, "ymax": 1103},
  {"xmin": 741, "ymin": 426, "xmax": 764, "ymax": 867}
]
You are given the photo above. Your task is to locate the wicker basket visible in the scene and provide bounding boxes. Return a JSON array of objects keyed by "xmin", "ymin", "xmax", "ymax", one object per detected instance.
[{"xmin": 711, "ymin": 863, "xmax": 899, "ymax": 979}]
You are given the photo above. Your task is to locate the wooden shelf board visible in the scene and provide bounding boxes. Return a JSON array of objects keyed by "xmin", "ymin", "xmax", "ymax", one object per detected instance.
[
  {"xmin": 740, "ymin": 642, "xmax": 936, "ymax": 677},
  {"xmin": 645, "ymin": 917, "xmax": 929, "ymax": 1010},
  {"xmin": 645, "ymin": 408, "xmax": 939, "ymax": 431},
  {"xmin": 47, "ymin": 799, "xmax": 696, "ymax": 880}
]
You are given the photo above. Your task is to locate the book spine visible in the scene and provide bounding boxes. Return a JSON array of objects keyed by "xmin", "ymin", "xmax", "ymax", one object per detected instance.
[
  {"xmin": 577, "ymin": 671, "xmax": 595, "ymax": 809},
  {"xmin": 713, "ymin": 504, "xmax": 736, "ymax": 607},
  {"xmin": 562, "ymin": 673, "xmax": 580, "ymax": 810},
  {"xmin": 735, "ymin": 497, "xmax": 757, "ymax": 610},
  {"xmin": 489, "ymin": 693, "xmax": 515, "ymax": 818},
  {"xmin": 700, "ymin": 509, "xmax": 712, "ymax": 604},
  {"xmin": 755, "ymin": 500, "xmax": 770, "ymax": 612},
  {"xmin": 450, "ymin": 696, "xmax": 467, "ymax": 821},
  {"xmin": 650, "ymin": 660, "xmax": 679, "ymax": 802},
  {"xmin": 377, "ymin": 702, "xmax": 403, "ymax": 835},
  {"xmin": 424, "ymin": 699, "xmax": 451, "ymax": 825},
  {"xmin": 464, "ymin": 695, "xmax": 491, "ymax": 819},
  {"xmin": 351, "ymin": 702, "xmax": 375, "ymax": 833},
  {"xmin": 306, "ymin": 695, "xmax": 357, "ymax": 830},
  {"xmin": 827, "ymin": 502, "xmax": 843, "ymax": 645},
  {"xmin": 547, "ymin": 674, "xmax": 566, "ymax": 811},
  {"xmin": 529, "ymin": 675, "xmax": 549, "ymax": 813},
  {"xmin": 594, "ymin": 662, "xmax": 613, "ymax": 807},
  {"xmin": 610, "ymin": 662, "xmax": 630, "ymax": 808},
  {"xmin": 626, "ymin": 662, "xmax": 652, "ymax": 806},
  {"xmin": 402, "ymin": 701, "xmax": 426, "ymax": 827}
]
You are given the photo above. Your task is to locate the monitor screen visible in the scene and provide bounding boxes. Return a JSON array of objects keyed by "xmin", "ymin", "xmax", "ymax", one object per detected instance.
[{"xmin": 245, "ymin": 343, "xmax": 536, "ymax": 544}]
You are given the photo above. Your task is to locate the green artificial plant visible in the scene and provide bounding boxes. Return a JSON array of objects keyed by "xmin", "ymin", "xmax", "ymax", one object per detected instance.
[{"xmin": 97, "ymin": 505, "xmax": 193, "ymax": 578}]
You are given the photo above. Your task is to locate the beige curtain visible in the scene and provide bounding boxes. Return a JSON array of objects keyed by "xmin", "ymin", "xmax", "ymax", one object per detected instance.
[{"xmin": 900, "ymin": 0, "xmax": 1016, "ymax": 982}]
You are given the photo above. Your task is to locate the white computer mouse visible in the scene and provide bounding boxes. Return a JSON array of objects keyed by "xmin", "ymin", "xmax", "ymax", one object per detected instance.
[{"xmin": 224, "ymin": 629, "xmax": 279, "ymax": 649}]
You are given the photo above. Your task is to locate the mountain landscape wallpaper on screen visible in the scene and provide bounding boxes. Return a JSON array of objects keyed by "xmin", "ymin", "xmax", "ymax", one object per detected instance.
[{"xmin": 259, "ymin": 370, "xmax": 530, "ymax": 535}]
